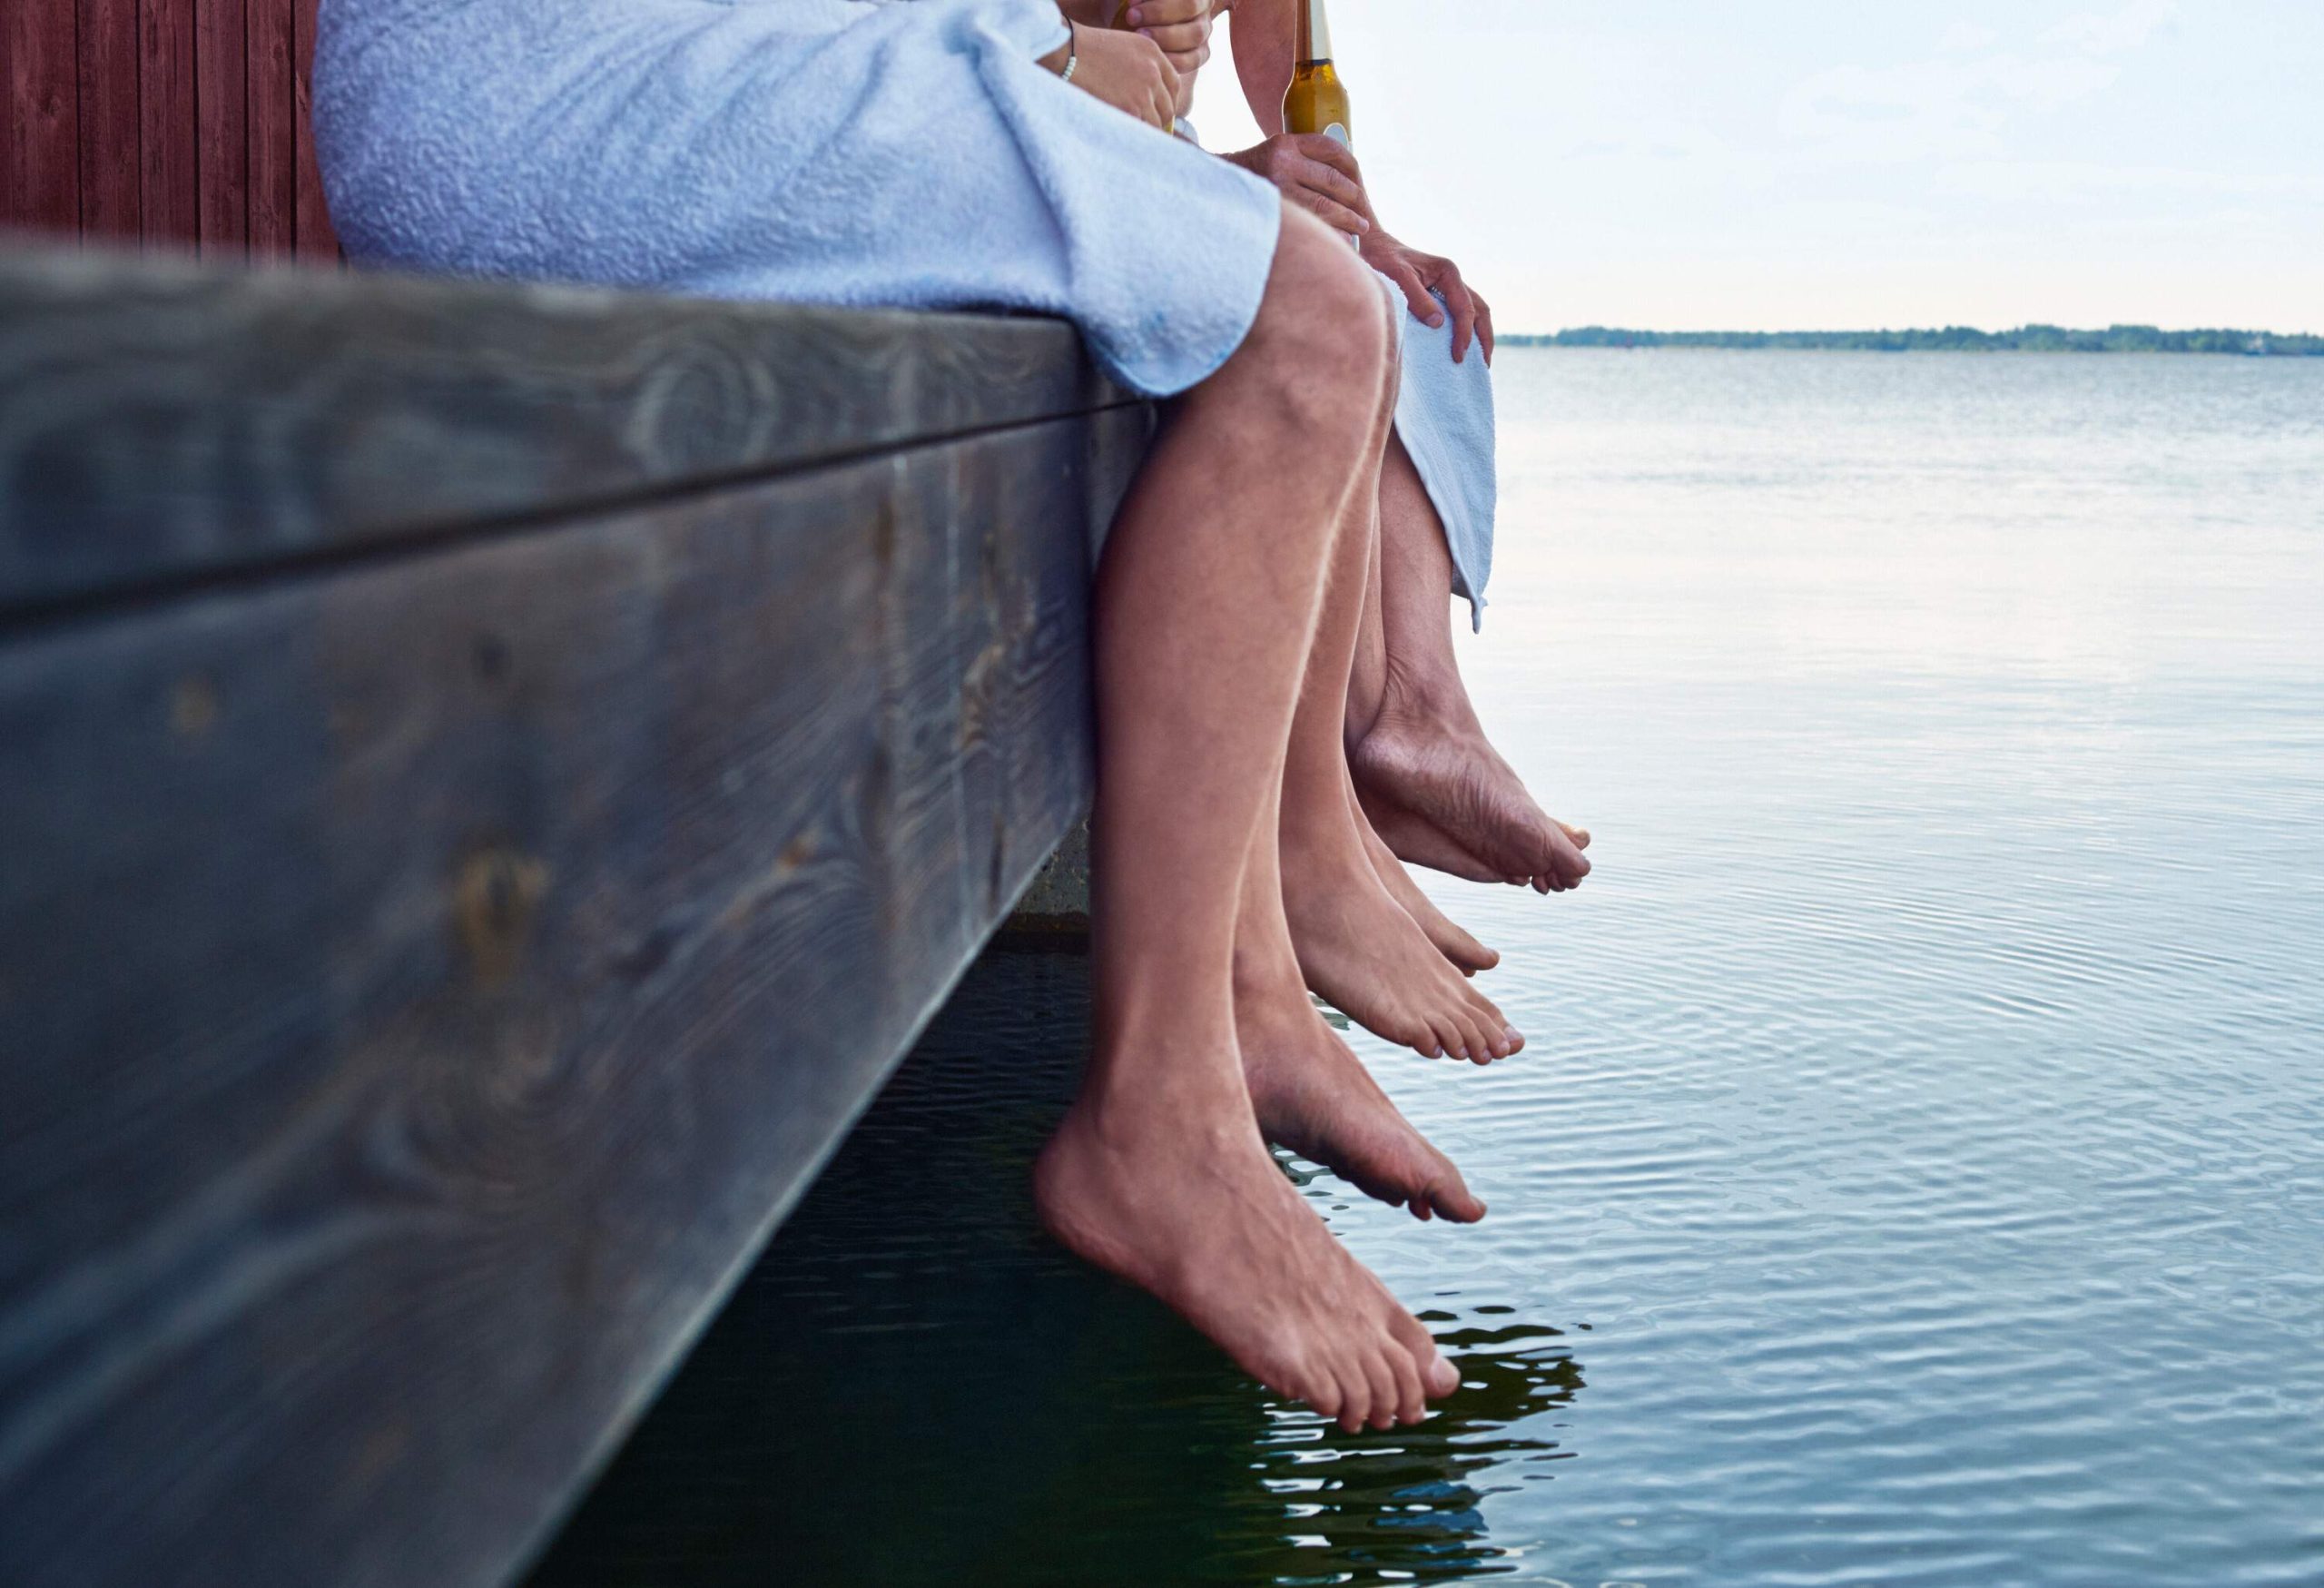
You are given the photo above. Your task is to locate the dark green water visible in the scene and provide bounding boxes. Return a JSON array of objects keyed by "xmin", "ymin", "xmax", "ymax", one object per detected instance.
[
  {"xmin": 531, "ymin": 351, "xmax": 2324, "ymax": 1585},
  {"xmin": 528, "ymin": 952, "xmax": 1573, "ymax": 1586}
]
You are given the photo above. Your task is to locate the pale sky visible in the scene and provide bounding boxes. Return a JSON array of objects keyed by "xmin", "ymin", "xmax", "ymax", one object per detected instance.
[{"xmin": 1188, "ymin": 1, "xmax": 2323, "ymax": 334}]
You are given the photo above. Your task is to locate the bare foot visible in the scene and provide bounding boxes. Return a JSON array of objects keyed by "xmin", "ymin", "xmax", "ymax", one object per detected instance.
[
  {"xmin": 1035, "ymin": 1065, "xmax": 1459, "ymax": 1431},
  {"xmin": 1281, "ymin": 790, "xmax": 1520, "ymax": 1064},
  {"xmin": 1352, "ymin": 703, "xmax": 1591, "ymax": 894},
  {"xmin": 1239, "ymin": 968, "xmax": 1487, "ymax": 1222},
  {"xmin": 1350, "ymin": 782, "xmax": 1498, "ymax": 975}
]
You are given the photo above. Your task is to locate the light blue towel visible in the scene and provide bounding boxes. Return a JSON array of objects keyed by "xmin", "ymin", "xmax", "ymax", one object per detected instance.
[
  {"xmin": 313, "ymin": 0, "xmax": 1285, "ymax": 399},
  {"xmin": 1386, "ymin": 285, "xmax": 1497, "ymax": 630},
  {"xmin": 314, "ymin": 0, "xmax": 1499, "ymax": 616}
]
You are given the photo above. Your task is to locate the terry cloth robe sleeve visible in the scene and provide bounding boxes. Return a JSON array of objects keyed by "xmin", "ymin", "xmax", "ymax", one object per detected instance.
[{"xmin": 313, "ymin": 0, "xmax": 1284, "ymax": 397}]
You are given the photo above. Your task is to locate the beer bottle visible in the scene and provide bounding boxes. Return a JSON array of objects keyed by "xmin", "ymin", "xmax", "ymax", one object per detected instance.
[{"xmin": 1283, "ymin": 0, "xmax": 1350, "ymax": 147}]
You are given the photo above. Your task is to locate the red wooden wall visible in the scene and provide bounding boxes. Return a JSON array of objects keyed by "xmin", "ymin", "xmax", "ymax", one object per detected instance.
[{"xmin": 4, "ymin": 0, "xmax": 339, "ymax": 260}]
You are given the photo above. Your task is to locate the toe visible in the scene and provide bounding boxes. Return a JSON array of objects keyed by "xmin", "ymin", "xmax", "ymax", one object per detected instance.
[
  {"xmin": 1445, "ymin": 923, "xmax": 1497, "ymax": 972},
  {"xmin": 1385, "ymin": 1004, "xmax": 1441, "ymax": 1058},
  {"xmin": 1428, "ymin": 1168, "xmax": 1488, "ymax": 1223},
  {"xmin": 1384, "ymin": 1307, "xmax": 1460, "ymax": 1399},
  {"xmin": 1331, "ymin": 1360, "xmax": 1372, "ymax": 1434},
  {"xmin": 1362, "ymin": 1350, "xmax": 1400, "ymax": 1430},
  {"xmin": 1553, "ymin": 831, "xmax": 1590, "ymax": 883},
  {"xmin": 1448, "ymin": 1014, "xmax": 1483, "ymax": 1062},
  {"xmin": 1300, "ymin": 1361, "xmax": 1344, "ymax": 1425},
  {"xmin": 1463, "ymin": 984, "xmax": 1508, "ymax": 1031},
  {"xmin": 1452, "ymin": 1008, "xmax": 1497, "ymax": 1065},
  {"xmin": 1382, "ymin": 1342, "xmax": 1426, "ymax": 1425},
  {"xmin": 1428, "ymin": 1015, "xmax": 1469, "ymax": 1063},
  {"xmin": 1383, "ymin": 1306, "xmax": 1425, "ymax": 1359}
]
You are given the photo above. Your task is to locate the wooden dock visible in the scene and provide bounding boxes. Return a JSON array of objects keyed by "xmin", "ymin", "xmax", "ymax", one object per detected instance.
[{"xmin": 0, "ymin": 247, "xmax": 1145, "ymax": 1588}]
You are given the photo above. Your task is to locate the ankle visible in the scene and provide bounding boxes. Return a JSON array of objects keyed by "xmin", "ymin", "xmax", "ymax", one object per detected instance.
[
  {"xmin": 1370, "ymin": 665, "xmax": 1478, "ymax": 742},
  {"xmin": 1076, "ymin": 1037, "xmax": 1251, "ymax": 1128},
  {"xmin": 1275, "ymin": 819, "xmax": 1362, "ymax": 893},
  {"xmin": 1231, "ymin": 932, "xmax": 1296, "ymax": 997}
]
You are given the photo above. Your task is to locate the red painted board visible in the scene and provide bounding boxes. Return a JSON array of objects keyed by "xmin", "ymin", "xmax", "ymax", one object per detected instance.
[
  {"xmin": 77, "ymin": 0, "xmax": 142, "ymax": 240},
  {"xmin": 245, "ymin": 0, "xmax": 292, "ymax": 253},
  {"xmin": 194, "ymin": 0, "xmax": 247, "ymax": 254},
  {"xmin": 140, "ymin": 0, "xmax": 199, "ymax": 247},
  {"xmin": 8, "ymin": 0, "xmax": 81, "ymax": 232},
  {"xmin": 290, "ymin": 0, "xmax": 336, "ymax": 261},
  {"xmin": 0, "ymin": 0, "xmax": 11, "ymax": 223}
]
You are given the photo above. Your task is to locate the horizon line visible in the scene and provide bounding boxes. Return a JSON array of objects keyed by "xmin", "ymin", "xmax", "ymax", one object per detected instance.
[
  {"xmin": 1505, "ymin": 321, "xmax": 2321, "ymax": 340},
  {"xmin": 1498, "ymin": 323, "xmax": 2322, "ymax": 353}
]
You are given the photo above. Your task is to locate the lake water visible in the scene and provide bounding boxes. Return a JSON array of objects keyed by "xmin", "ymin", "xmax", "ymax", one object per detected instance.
[{"xmin": 528, "ymin": 351, "xmax": 2324, "ymax": 1586}]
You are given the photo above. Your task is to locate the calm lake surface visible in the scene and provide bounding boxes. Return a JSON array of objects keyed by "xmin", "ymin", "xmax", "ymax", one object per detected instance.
[{"xmin": 530, "ymin": 350, "xmax": 2324, "ymax": 1586}]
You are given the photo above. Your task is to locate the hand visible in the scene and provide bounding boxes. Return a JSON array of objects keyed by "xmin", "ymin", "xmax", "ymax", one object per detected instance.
[
  {"xmin": 1361, "ymin": 231, "xmax": 1493, "ymax": 363},
  {"xmin": 1053, "ymin": 23, "xmax": 1181, "ymax": 133},
  {"xmin": 1113, "ymin": 0, "xmax": 1213, "ymax": 108},
  {"xmin": 1223, "ymin": 133, "xmax": 1374, "ymax": 240}
]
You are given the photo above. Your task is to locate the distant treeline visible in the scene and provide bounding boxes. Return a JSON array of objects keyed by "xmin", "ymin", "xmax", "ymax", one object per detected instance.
[{"xmin": 1504, "ymin": 325, "xmax": 2324, "ymax": 355}]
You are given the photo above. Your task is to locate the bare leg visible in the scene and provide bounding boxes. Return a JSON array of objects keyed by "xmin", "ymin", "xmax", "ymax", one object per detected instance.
[
  {"xmin": 1034, "ymin": 209, "xmax": 1456, "ymax": 1432},
  {"xmin": 1349, "ymin": 491, "xmax": 1505, "ymax": 886},
  {"xmin": 1350, "ymin": 432, "xmax": 1592, "ymax": 893},
  {"xmin": 1236, "ymin": 761, "xmax": 1488, "ymax": 1221},
  {"xmin": 1275, "ymin": 373, "xmax": 1521, "ymax": 1063},
  {"xmin": 1347, "ymin": 518, "xmax": 1500, "ymax": 973}
]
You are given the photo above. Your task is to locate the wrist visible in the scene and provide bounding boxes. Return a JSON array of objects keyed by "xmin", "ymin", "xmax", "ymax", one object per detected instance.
[{"xmin": 1040, "ymin": 22, "xmax": 1078, "ymax": 78}]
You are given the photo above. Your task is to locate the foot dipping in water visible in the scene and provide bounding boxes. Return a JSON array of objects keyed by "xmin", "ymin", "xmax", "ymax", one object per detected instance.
[{"xmin": 314, "ymin": 0, "xmax": 1584, "ymax": 1429}]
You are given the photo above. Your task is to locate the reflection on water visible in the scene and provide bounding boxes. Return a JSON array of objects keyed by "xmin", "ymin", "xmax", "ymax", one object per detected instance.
[
  {"xmin": 536, "ymin": 352, "xmax": 2324, "ymax": 1585},
  {"xmin": 527, "ymin": 954, "xmax": 1581, "ymax": 1588},
  {"xmin": 1255, "ymin": 1303, "xmax": 1581, "ymax": 1582}
]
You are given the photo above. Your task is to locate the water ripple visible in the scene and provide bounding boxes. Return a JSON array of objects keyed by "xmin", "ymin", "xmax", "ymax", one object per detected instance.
[{"xmin": 532, "ymin": 351, "xmax": 2324, "ymax": 1588}]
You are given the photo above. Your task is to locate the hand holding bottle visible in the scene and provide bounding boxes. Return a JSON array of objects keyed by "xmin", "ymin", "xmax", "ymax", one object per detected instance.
[
  {"xmin": 1045, "ymin": 23, "xmax": 1181, "ymax": 133},
  {"xmin": 1223, "ymin": 134, "xmax": 1373, "ymax": 240},
  {"xmin": 1111, "ymin": 0, "xmax": 1213, "ymax": 89}
]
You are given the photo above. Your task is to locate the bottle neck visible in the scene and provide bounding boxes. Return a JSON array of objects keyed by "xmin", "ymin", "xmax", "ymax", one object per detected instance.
[{"xmin": 1296, "ymin": 0, "xmax": 1334, "ymax": 65}]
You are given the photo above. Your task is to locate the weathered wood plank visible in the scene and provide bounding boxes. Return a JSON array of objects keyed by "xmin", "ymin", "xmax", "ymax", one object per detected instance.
[
  {"xmin": 5, "ymin": 0, "xmax": 80, "ymax": 232},
  {"xmin": 289, "ymin": 0, "xmax": 333, "ymax": 261},
  {"xmin": 192, "ymin": 0, "xmax": 245, "ymax": 254},
  {"xmin": 0, "ymin": 0, "xmax": 12, "ymax": 229},
  {"xmin": 0, "ymin": 249, "xmax": 1137, "ymax": 619},
  {"xmin": 0, "ymin": 401, "xmax": 1147, "ymax": 1588},
  {"xmin": 137, "ymin": 0, "xmax": 198, "ymax": 247},
  {"xmin": 74, "ymin": 0, "xmax": 142, "ymax": 241},
  {"xmin": 244, "ymin": 0, "xmax": 291, "ymax": 253}
]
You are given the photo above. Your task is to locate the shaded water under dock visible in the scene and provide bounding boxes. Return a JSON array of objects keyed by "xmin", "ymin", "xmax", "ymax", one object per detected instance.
[{"xmin": 525, "ymin": 951, "xmax": 1581, "ymax": 1588}]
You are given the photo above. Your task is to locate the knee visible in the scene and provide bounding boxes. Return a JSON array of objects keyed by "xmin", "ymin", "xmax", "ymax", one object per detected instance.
[{"xmin": 1244, "ymin": 205, "xmax": 1393, "ymax": 429}]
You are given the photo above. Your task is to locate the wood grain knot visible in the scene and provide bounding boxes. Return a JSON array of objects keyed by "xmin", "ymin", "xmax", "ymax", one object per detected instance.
[{"xmin": 452, "ymin": 847, "xmax": 549, "ymax": 990}]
